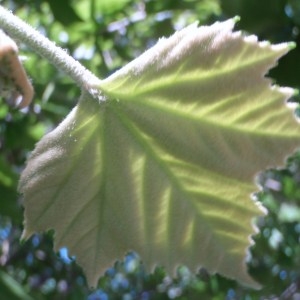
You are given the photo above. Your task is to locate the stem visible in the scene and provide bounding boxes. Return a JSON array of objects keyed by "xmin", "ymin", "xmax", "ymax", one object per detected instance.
[{"xmin": 0, "ymin": 6, "xmax": 102, "ymax": 96}]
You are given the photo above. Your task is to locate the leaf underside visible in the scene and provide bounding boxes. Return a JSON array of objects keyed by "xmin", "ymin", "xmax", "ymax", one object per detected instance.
[{"xmin": 19, "ymin": 19, "xmax": 299, "ymax": 288}]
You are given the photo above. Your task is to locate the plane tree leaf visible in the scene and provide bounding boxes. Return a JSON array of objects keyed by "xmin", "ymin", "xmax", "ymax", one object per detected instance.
[{"xmin": 19, "ymin": 18, "xmax": 299, "ymax": 288}]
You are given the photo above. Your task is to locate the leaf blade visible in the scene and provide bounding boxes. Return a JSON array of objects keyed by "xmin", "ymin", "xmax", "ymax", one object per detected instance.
[{"xmin": 19, "ymin": 18, "xmax": 299, "ymax": 288}]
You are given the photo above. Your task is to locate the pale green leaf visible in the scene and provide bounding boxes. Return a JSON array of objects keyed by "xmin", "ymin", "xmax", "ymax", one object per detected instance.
[{"xmin": 19, "ymin": 19, "xmax": 299, "ymax": 288}]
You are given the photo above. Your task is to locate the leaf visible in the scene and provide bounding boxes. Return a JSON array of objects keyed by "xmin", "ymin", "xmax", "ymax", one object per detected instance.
[
  {"xmin": 48, "ymin": 0, "xmax": 82, "ymax": 25},
  {"xmin": 0, "ymin": 271, "xmax": 34, "ymax": 300},
  {"xmin": 19, "ymin": 18, "xmax": 299, "ymax": 288}
]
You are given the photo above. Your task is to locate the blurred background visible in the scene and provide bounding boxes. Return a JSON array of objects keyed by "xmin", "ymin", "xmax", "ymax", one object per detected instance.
[{"xmin": 0, "ymin": 0, "xmax": 300, "ymax": 299}]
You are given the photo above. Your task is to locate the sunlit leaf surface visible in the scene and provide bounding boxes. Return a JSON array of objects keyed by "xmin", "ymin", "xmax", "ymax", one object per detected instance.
[{"xmin": 19, "ymin": 19, "xmax": 299, "ymax": 288}]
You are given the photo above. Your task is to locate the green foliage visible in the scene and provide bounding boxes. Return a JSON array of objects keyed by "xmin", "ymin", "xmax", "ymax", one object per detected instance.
[{"xmin": 1, "ymin": 0, "xmax": 300, "ymax": 299}]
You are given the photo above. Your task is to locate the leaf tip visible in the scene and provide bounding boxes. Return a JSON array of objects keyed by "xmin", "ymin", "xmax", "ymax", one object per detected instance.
[
  {"xmin": 19, "ymin": 235, "xmax": 28, "ymax": 245},
  {"xmin": 287, "ymin": 41, "xmax": 296, "ymax": 50},
  {"xmin": 20, "ymin": 227, "xmax": 33, "ymax": 242},
  {"xmin": 292, "ymin": 88, "xmax": 299, "ymax": 96},
  {"xmin": 232, "ymin": 15, "xmax": 241, "ymax": 23}
]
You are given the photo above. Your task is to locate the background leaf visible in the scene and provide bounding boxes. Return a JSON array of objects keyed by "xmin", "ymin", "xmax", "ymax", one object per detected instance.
[{"xmin": 0, "ymin": 270, "xmax": 34, "ymax": 300}]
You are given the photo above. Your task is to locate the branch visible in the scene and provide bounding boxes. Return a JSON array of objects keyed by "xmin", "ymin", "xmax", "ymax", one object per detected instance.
[{"xmin": 0, "ymin": 6, "xmax": 103, "ymax": 99}]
